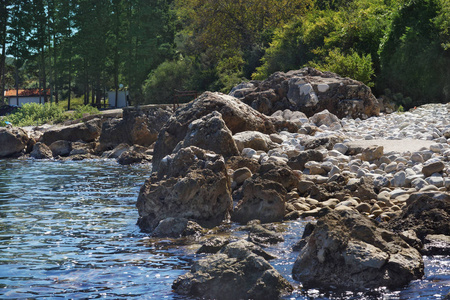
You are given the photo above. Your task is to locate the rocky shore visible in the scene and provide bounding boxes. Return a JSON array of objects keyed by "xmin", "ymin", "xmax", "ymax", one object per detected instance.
[{"xmin": 1, "ymin": 68, "xmax": 449, "ymax": 299}]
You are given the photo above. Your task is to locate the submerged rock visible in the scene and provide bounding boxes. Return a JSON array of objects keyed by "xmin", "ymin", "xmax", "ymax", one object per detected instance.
[
  {"xmin": 173, "ymin": 240, "xmax": 292, "ymax": 300},
  {"xmin": 136, "ymin": 146, "xmax": 232, "ymax": 233},
  {"xmin": 292, "ymin": 210, "xmax": 424, "ymax": 290}
]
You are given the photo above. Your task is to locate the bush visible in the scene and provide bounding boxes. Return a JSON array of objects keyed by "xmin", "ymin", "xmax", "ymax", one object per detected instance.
[
  {"xmin": 4, "ymin": 102, "xmax": 67, "ymax": 126},
  {"xmin": 72, "ymin": 105, "xmax": 100, "ymax": 120},
  {"xmin": 309, "ymin": 49, "xmax": 375, "ymax": 86},
  {"xmin": 143, "ymin": 59, "xmax": 194, "ymax": 104}
]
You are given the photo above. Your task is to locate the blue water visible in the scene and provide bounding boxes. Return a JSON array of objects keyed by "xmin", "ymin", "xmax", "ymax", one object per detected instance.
[{"xmin": 0, "ymin": 159, "xmax": 448, "ymax": 299}]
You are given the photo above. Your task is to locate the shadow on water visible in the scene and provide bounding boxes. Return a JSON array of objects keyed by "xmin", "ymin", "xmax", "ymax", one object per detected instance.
[{"xmin": 0, "ymin": 159, "xmax": 448, "ymax": 299}]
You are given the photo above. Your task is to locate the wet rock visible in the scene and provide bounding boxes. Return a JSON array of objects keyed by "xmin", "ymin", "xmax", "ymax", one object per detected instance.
[
  {"xmin": 234, "ymin": 68, "xmax": 379, "ymax": 119},
  {"xmin": 173, "ymin": 111, "xmax": 239, "ymax": 157},
  {"xmin": 49, "ymin": 140, "xmax": 72, "ymax": 157},
  {"xmin": 0, "ymin": 127, "xmax": 29, "ymax": 158},
  {"xmin": 152, "ymin": 92, "xmax": 275, "ymax": 172},
  {"xmin": 232, "ymin": 178, "xmax": 286, "ymax": 224},
  {"xmin": 173, "ymin": 240, "xmax": 292, "ymax": 300},
  {"xmin": 98, "ymin": 106, "xmax": 172, "ymax": 151},
  {"xmin": 151, "ymin": 217, "xmax": 203, "ymax": 238},
  {"xmin": 197, "ymin": 237, "xmax": 230, "ymax": 254},
  {"xmin": 422, "ymin": 234, "xmax": 450, "ymax": 256},
  {"xmin": 241, "ymin": 223, "xmax": 284, "ymax": 246},
  {"xmin": 30, "ymin": 142, "xmax": 53, "ymax": 159},
  {"xmin": 385, "ymin": 192, "xmax": 450, "ymax": 240},
  {"xmin": 41, "ymin": 119, "xmax": 101, "ymax": 145},
  {"xmin": 117, "ymin": 146, "xmax": 151, "ymax": 165},
  {"xmin": 292, "ymin": 210, "xmax": 424, "ymax": 290},
  {"xmin": 136, "ymin": 146, "xmax": 232, "ymax": 232}
]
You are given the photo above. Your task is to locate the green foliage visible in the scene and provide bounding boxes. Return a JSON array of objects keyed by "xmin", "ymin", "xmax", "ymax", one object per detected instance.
[
  {"xmin": 216, "ymin": 55, "xmax": 246, "ymax": 93},
  {"xmin": 379, "ymin": 0, "xmax": 450, "ymax": 106},
  {"xmin": 397, "ymin": 105, "xmax": 404, "ymax": 112},
  {"xmin": 72, "ymin": 105, "xmax": 100, "ymax": 120},
  {"xmin": 4, "ymin": 103, "xmax": 67, "ymax": 127},
  {"xmin": 143, "ymin": 59, "xmax": 195, "ymax": 104},
  {"xmin": 309, "ymin": 49, "xmax": 375, "ymax": 86}
]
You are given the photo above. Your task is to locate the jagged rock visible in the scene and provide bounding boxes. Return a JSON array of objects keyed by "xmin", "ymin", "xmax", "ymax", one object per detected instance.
[
  {"xmin": 234, "ymin": 68, "xmax": 380, "ymax": 119},
  {"xmin": 226, "ymin": 156, "xmax": 261, "ymax": 174},
  {"xmin": 233, "ymin": 131, "xmax": 277, "ymax": 152},
  {"xmin": 152, "ymin": 92, "xmax": 276, "ymax": 172},
  {"xmin": 151, "ymin": 217, "xmax": 203, "ymax": 238},
  {"xmin": 30, "ymin": 142, "xmax": 53, "ymax": 159},
  {"xmin": 361, "ymin": 145, "xmax": 384, "ymax": 161},
  {"xmin": 173, "ymin": 111, "xmax": 239, "ymax": 157},
  {"xmin": 173, "ymin": 240, "xmax": 292, "ymax": 300},
  {"xmin": 240, "ymin": 223, "xmax": 284, "ymax": 246},
  {"xmin": 292, "ymin": 210, "xmax": 424, "ymax": 290},
  {"xmin": 117, "ymin": 146, "xmax": 151, "ymax": 165},
  {"xmin": 136, "ymin": 146, "xmax": 232, "ymax": 232},
  {"xmin": 101, "ymin": 143, "xmax": 130, "ymax": 159},
  {"xmin": 302, "ymin": 135, "xmax": 343, "ymax": 150},
  {"xmin": 232, "ymin": 177, "xmax": 286, "ymax": 224},
  {"xmin": 258, "ymin": 162, "xmax": 299, "ymax": 191},
  {"xmin": 197, "ymin": 237, "xmax": 230, "ymax": 254},
  {"xmin": 0, "ymin": 127, "xmax": 29, "ymax": 158},
  {"xmin": 385, "ymin": 192, "xmax": 450, "ymax": 240},
  {"xmin": 69, "ymin": 141, "xmax": 96, "ymax": 156},
  {"xmin": 98, "ymin": 106, "xmax": 172, "ymax": 151},
  {"xmin": 422, "ymin": 234, "xmax": 450, "ymax": 256},
  {"xmin": 49, "ymin": 140, "xmax": 72, "ymax": 157},
  {"xmin": 40, "ymin": 118, "xmax": 101, "ymax": 145}
]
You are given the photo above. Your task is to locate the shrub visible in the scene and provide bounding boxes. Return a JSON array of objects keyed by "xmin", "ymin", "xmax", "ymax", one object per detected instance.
[
  {"xmin": 309, "ymin": 48, "xmax": 375, "ymax": 86},
  {"xmin": 143, "ymin": 59, "xmax": 194, "ymax": 104},
  {"xmin": 72, "ymin": 105, "xmax": 100, "ymax": 120},
  {"xmin": 4, "ymin": 103, "xmax": 67, "ymax": 126}
]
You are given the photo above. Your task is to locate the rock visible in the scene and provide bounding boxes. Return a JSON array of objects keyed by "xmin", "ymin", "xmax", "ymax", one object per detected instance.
[
  {"xmin": 40, "ymin": 119, "xmax": 101, "ymax": 145},
  {"xmin": 385, "ymin": 192, "xmax": 450, "ymax": 240},
  {"xmin": 258, "ymin": 162, "xmax": 299, "ymax": 191},
  {"xmin": 333, "ymin": 143, "xmax": 349, "ymax": 155},
  {"xmin": 173, "ymin": 240, "xmax": 293, "ymax": 300},
  {"xmin": 288, "ymin": 150, "xmax": 324, "ymax": 171},
  {"xmin": 226, "ymin": 156, "xmax": 260, "ymax": 174},
  {"xmin": 0, "ymin": 127, "xmax": 29, "ymax": 158},
  {"xmin": 151, "ymin": 217, "xmax": 203, "ymax": 238},
  {"xmin": 136, "ymin": 146, "xmax": 232, "ymax": 232},
  {"xmin": 233, "ymin": 167, "xmax": 252, "ymax": 185},
  {"xmin": 197, "ymin": 237, "xmax": 230, "ymax": 254},
  {"xmin": 234, "ymin": 68, "xmax": 380, "ymax": 119},
  {"xmin": 232, "ymin": 178, "xmax": 286, "ymax": 224},
  {"xmin": 69, "ymin": 141, "xmax": 96, "ymax": 156},
  {"xmin": 101, "ymin": 143, "xmax": 130, "ymax": 159},
  {"xmin": 49, "ymin": 140, "xmax": 72, "ymax": 157},
  {"xmin": 309, "ymin": 109, "xmax": 340, "ymax": 127},
  {"xmin": 241, "ymin": 223, "xmax": 284, "ymax": 246},
  {"xmin": 173, "ymin": 111, "xmax": 239, "ymax": 157},
  {"xmin": 30, "ymin": 142, "xmax": 53, "ymax": 159},
  {"xmin": 98, "ymin": 105, "xmax": 172, "ymax": 151},
  {"xmin": 152, "ymin": 92, "xmax": 276, "ymax": 172},
  {"xmin": 361, "ymin": 145, "xmax": 384, "ymax": 161},
  {"xmin": 292, "ymin": 210, "xmax": 424, "ymax": 290},
  {"xmin": 356, "ymin": 202, "xmax": 371, "ymax": 213},
  {"xmin": 422, "ymin": 234, "xmax": 450, "ymax": 256},
  {"xmin": 422, "ymin": 160, "xmax": 445, "ymax": 177},
  {"xmin": 233, "ymin": 131, "xmax": 277, "ymax": 152},
  {"xmin": 117, "ymin": 146, "xmax": 151, "ymax": 165}
]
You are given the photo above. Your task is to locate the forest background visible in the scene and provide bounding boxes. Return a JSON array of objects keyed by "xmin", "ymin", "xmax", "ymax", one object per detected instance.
[{"xmin": 0, "ymin": 0, "xmax": 449, "ymax": 110}]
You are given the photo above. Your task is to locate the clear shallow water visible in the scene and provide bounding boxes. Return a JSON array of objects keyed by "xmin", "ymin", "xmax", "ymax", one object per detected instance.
[{"xmin": 0, "ymin": 159, "xmax": 448, "ymax": 299}]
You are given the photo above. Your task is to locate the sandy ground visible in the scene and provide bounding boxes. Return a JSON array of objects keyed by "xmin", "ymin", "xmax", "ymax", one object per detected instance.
[{"xmin": 345, "ymin": 139, "xmax": 437, "ymax": 153}]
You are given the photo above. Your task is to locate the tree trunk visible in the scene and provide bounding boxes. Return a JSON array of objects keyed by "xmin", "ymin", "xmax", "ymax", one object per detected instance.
[
  {"xmin": 68, "ymin": 55, "xmax": 71, "ymax": 110},
  {"xmin": 41, "ymin": 47, "xmax": 47, "ymax": 103}
]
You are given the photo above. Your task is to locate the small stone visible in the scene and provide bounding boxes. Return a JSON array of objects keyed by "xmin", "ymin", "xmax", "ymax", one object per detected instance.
[
  {"xmin": 356, "ymin": 203, "xmax": 371, "ymax": 213},
  {"xmin": 422, "ymin": 160, "xmax": 445, "ymax": 177},
  {"xmin": 393, "ymin": 171, "xmax": 407, "ymax": 187},
  {"xmin": 361, "ymin": 146, "xmax": 384, "ymax": 161},
  {"xmin": 233, "ymin": 167, "xmax": 252, "ymax": 185},
  {"xmin": 333, "ymin": 143, "xmax": 349, "ymax": 155},
  {"xmin": 384, "ymin": 162, "xmax": 398, "ymax": 173}
]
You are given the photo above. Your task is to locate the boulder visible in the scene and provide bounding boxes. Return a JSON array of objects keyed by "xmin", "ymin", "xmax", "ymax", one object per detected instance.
[
  {"xmin": 101, "ymin": 143, "xmax": 130, "ymax": 159},
  {"xmin": 69, "ymin": 141, "xmax": 96, "ymax": 156},
  {"xmin": 361, "ymin": 145, "xmax": 384, "ymax": 161},
  {"xmin": 173, "ymin": 240, "xmax": 292, "ymax": 300},
  {"xmin": 258, "ymin": 162, "xmax": 299, "ymax": 191},
  {"xmin": 136, "ymin": 146, "xmax": 232, "ymax": 232},
  {"xmin": 197, "ymin": 237, "xmax": 230, "ymax": 254},
  {"xmin": 40, "ymin": 118, "xmax": 101, "ymax": 145},
  {"xmin": 232, "ymin": 178, "xmax": 287, "ymax": 224},
  {"xmin": 30, "ymin": 142, "xmax": 53, "ymax": 159},
  {"xmin": 385, "ymin": 192, "xmax": 450, "ymax": 240},
  {"xmin": 0, "ymin": 127, "xmax": 29, "ymax": 158},
  {"xmin": 292, "ymin": 210, "xmax": 424, "ymax": 290},
  {"xmin": 98, "ymin": 106, "xmax": 172, "ymax": 151},
  {"xmin": 151, "ymin": 217, "xmax": 203, "ymax": 238},
  {"xmin": 288, "ymin": 150, "xmax": 324, "ymax": 171},
  {"xmin": 173, "ymin": 111, "xmax": 239, "ymax": 157},
  {"xmin": 240, "ymin": 222, "xmax": 284, "ymax": 246},
  {"xmin": 422, "ymin": 160, "xmax": 445, "ymax": 177},
  {"xmin": 152, "ymin": 92, "xmax": 276, "ymax": 172},
  {"xmin": 233, "ymin": 131, "xmax": 277, "ymax": 152},
  {"xmin": 49, "ymin": 140, "xmax": 72, "ymax": 157},
  {"xmin": 234, "ymin": 68, "xmax": 380, "ymax": 119},
  {"xmin": 117, "ymin": 146, "xmax": 151, "ymax": 165},
  {"xmin": 309, "ymin": 109, "xmax": 340, "ymax": 127}
]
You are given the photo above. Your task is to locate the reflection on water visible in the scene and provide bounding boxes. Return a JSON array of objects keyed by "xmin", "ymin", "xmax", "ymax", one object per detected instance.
[{"xmin": 0, "ymin": 159, "xmax": 448, "ymax": 299}]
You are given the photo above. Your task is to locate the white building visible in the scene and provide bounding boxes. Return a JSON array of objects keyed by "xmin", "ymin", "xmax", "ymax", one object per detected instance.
[
  {"xmin": 4, "ymin": 89, "xmax": 50, "ymax": 106},
  {"xmin": 107, "ymin": 91, "xmax": 129, "ymax": 108}
]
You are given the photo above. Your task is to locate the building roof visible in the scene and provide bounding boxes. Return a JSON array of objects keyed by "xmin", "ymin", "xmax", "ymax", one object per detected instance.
[{"xmin": 4, "ymin": 89, "xmax": 51, "ymax": 97}]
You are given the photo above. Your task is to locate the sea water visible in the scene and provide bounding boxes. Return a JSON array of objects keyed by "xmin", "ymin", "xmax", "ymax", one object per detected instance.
[{"xmin": 0, "ymin": 159, "xmax": 448, "ymax": 299}]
